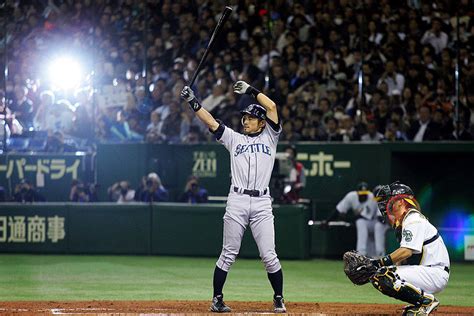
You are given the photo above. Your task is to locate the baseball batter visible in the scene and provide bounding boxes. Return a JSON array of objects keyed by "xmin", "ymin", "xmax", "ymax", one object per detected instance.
[
  {"xmin": 371, "ymin": 181, "xmax": 450, "ymax": 315},
  {"xmin": 180, "ymin": 81, "xmax": 286, "ymax": 313}
]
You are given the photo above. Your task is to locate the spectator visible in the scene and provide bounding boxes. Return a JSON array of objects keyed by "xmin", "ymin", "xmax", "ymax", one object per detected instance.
[
  {"xmin": 11, "ymin": 85, "xmax": 34, "ymax": 130},
  {"xmin": 339, "ymin": 115, "xmax": 361, "ymax": 142},
  {"xmin": 281, "ymin": 145, "xmax": 306, "ymax": 204},
  {"xmin": 384, "ymin": 120, "xmax": 407, "ymax": 141},
  {"xmin": 138, "ymin": 172, "xmax": 169, "ymax": 203},
  {"xmin": 146, "ymin": 111, "xmax": 165, "ymax": 143},
  {"xmin": 0, "ymin": 1, "xmax": 471, "ymax": 146},
  {"xmin": 69, "ymin": 180, "xmax": 99, "ymax": 203},
  {"xmin": 376, "ymin": 61, "xmax": 405, "ymax": 97},
  {"xmin": 161, "ymin": 100, "xmax": 183, "ymax": 143},
  {"xmin": 47, "ymin": 131, "xmax": 76, "ymax": 153},
  {"xmin": 108, "ymin": 181, "xmax": 135, "ymax": 203},
  {"xmin": 361, "ymin": 121, "xmax": 385, "ymax": 142},
  {"xmin": 13, "ymin": 179, "xmax": 45, "ymax": 203},
  {"xmin": 407, "ymin": 105, "xmax": 442, "ymax": 142},
  {"xmin": 323, "ymin": 117, "xmax": 343, "ymax": 142},
  {"xmin": 180, "ymin": 175, "xmax": 208, "ymax": 204},
  {"xmin": 110, "ymin": 110, "xmax": 143, "ymax": 142},
  {"xmin": 421, "ymin": 17, "xmax": 449, "ymax": 54}
]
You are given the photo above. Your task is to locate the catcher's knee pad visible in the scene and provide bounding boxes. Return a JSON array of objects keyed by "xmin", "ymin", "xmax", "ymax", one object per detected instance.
[
  {"xmin": 370, "ymin": 267, "xmax": 434, "ymax": 306},
  {"xmin": 370, "ymin": 267, "xmax": 400, "ymax": 298}
]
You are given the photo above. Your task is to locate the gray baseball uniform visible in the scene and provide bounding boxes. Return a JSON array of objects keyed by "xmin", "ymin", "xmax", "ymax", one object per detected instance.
[
  {"xmin": 337, "ymin": 191, "xmax": 388, "ymax": 257},
  {"xmin": 216, "ymin": 121, "xmax": 282, "ymax": 273}
]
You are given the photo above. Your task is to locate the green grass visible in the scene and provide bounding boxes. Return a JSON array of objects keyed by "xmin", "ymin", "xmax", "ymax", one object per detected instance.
[{"xmin": 0, "ymin": 255, "xmax": 472, "ymax": 306}]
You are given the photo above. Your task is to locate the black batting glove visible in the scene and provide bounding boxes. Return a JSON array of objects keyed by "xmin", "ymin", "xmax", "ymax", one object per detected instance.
[
  {"xmin": 180, "ymin": 86, "xmax": 202, "ymax": 112},
  {"xmin": 233, "ymin": 80, "xmax": 260, "ymax": 99}
]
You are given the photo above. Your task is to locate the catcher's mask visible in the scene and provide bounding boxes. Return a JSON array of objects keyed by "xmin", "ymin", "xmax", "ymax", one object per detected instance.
[{"xmin": 374, "ymin": 181, "xmax": 419, "ymax": 229}]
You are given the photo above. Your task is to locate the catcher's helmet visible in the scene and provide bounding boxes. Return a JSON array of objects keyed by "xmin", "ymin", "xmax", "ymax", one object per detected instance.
[
  {"xmin": 374, "ymin": 181, "xmax": 418, "ymax": 229},
  {"xmin": 240, "ymin": 104, "xmax": 266, "ymax": 120}
]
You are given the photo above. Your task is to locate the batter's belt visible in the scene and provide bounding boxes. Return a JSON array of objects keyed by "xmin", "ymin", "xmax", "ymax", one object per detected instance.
[{"xmin": 233, "ymin": 186, "xmax": 268, "ymax": 197}]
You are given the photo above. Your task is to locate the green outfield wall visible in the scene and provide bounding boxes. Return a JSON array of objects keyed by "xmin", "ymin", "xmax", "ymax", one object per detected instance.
[
  {"xmin": 0, "ymin": 203, "xmax": 310, "ymax": 259},
  {"xmin": 1, "ymin": 142, "xmax": 473, "ymax": 261},
  {"xmin": 0, "ymin": 153, "xmax": 94, "ymax": 201}
]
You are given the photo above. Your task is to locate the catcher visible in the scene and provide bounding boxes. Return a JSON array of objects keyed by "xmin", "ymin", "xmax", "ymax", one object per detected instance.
[{"xmin": 343, "ymin": 181, "xmax": 450, "ymax": 316}]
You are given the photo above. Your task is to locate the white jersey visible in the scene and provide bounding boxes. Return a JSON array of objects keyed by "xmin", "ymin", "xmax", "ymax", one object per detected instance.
[
  {"xmin": 336, "ymin": 191, "xmax": 379, "ymax": 220},
  {"xmin": 218, "ymin": 123, "xmax": 281, "ymax": 192},
  {"xmin": 400, "ymin": 211, "xmax": 450, "ymax": 267}
]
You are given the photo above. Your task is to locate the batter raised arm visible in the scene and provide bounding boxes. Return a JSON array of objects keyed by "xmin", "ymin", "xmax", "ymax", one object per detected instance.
[
  {"xmin": 232, "ymin": 81, "xmax": 279, "ymax": 125},
  {"xmin": 180, "ymin": 86, "xmax": 220, "ymax": 132}
]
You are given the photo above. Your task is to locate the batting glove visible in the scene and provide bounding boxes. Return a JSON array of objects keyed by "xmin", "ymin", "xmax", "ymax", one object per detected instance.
[
  {"xmin": 233, "ymin": 81, "xmax": 260, "ymax": 98},
  {"xmin": 181, "ymin": 86, "xmax": 195, "ymax": 102},
  {"xmin": 181, "ymin": 86, "xmax": 202, "ymax": 112}
]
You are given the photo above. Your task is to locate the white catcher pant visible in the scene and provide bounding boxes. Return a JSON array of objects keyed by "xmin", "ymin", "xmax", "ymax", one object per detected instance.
[
  {"xmin": 397, "ymin": 265, "xmax": 450, "ymax": 294},
  {"xmin": 216, "ymin": 191, "xmax": 281, "ymax": 273}
]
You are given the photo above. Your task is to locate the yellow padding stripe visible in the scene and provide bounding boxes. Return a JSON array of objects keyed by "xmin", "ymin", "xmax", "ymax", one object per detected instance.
[{"xmin": 404, "ymin": 198, "xmax": 417, "ymax": 207}]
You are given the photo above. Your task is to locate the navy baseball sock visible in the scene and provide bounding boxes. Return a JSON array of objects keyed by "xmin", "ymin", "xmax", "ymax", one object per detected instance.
[
  {"xmin": 213, "ymin": 266, "xmax": 228, "ymax": 297},
  {"xmin": 267, "ymin": 269, "xmax": 283, "ymax": 297}
]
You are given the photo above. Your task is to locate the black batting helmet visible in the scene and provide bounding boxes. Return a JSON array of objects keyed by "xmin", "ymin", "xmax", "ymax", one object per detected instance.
[{"xmin": 240, "ymin": 104, "xmax": 266, "ymax": 120}]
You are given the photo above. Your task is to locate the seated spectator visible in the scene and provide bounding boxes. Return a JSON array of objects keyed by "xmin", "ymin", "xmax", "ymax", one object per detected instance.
[
  {"xmin": 46, "ymin": 131, "xmax": 76, "ymax": 153},
  {"xmin": 138, "ymin": 172, "xmax": 169, "ymax": 202},
  {"xmin": 161, "ymin": 101, "xmax": 183, "ymax": 143},
  {"xmin": 323, "ymin": 117, "xmax": 343, "ymax": 142},
  {"xmin": 376, "ymin": 61, "xmax": 405, "ymax": 97},
  {"xmin": 406, "ymin": 105, "xmax": 442, "ymax": 142},
  {"xmin": 447, "ymin": 117, "xmax": 473, "ymax": 141},
  {"xmin": 339, "ymin": 115, "xmax": 361, "ymax": 142},
  {"xmin": 180, "ymin": 175, "xmax": 208, "ymax": 204},
  {"xmin": 11, "ymin": 85, "xmax": 34, "ymax": 130},
  {"xmin": 108, "ymin": 181, "xmax": 136, "ymax": 203},
  {"xmin": 110, "ymin": 110, "xmax": 144, "ymax": 142},
  {"xmin": 35, "ymin": 96, "xmax": 75, "ymax": 135},
  {"xmin": 420, "ymin": 17, "xmax": 448, "ymax": 55},
  {"xmin": 384, "ymin": 120, "xmax": 407, "ymax": 141},
  {"xmin": 14, "ymin": 179, "xmax": 45, "ymax": 203},
  {"xmin": 146, "ymin": 111, "xmax": 165, "ymax": 143},
  {"xmin": 182, "ymin": 125, "xmax": 205, "ymax": 144},
  {"xmin": 361, "ymin": 120, "xmax": 385, "ymax": 142}
]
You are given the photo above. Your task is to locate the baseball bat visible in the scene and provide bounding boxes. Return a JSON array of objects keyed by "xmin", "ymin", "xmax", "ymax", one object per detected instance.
[{"xmin": 189, "ymin": 6, "xmax": 233, "ymax": 87}]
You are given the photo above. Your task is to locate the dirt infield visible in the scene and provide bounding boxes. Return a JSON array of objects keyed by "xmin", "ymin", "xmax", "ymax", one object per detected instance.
[{"xmin": 0, "ymin": 301, "xmax": 473, "ymax": 315}]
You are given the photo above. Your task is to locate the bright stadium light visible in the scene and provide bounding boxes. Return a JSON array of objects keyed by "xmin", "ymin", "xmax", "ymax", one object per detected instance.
[{"xmin": 47, "ymin": 57, "xmax": 84, "ymax": 90}]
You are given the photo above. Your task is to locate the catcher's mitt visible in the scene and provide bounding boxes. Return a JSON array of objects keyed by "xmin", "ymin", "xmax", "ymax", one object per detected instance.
[{"xmin": 343, "ymin": 250, "xmax": 378, "ymax": 285}]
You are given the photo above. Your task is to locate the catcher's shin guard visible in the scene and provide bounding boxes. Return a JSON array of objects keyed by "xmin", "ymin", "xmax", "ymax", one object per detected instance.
[{"xmin": 370, "ymin": 267, "xmax": 435, "ymax": 306}]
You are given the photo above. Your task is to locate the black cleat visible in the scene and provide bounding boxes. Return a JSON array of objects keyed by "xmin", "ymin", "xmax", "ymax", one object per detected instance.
[
  {"xmin": 210, "ymin": 294, "xmax": 231, "ymax": 313},
  {"xmin": 273, "ymin": 295, "xmax": 287, "ymax": 313}
]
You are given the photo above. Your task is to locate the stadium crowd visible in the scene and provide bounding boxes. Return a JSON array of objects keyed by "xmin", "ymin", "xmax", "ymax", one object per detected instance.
[{"xmin": 1, "ymin": 0, "xmax": 473, "ymax": 151}]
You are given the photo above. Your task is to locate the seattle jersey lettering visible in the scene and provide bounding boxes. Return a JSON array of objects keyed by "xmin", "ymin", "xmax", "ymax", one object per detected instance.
[{"xmin": 234, "ymin": 143, "xmax": 271, "ymax": 157}]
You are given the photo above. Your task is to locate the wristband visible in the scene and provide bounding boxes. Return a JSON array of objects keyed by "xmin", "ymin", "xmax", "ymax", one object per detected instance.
[
  {"xmin": 246, "ymin": 86, "xmax": 261, "ymax": 99},
  {"xmin": 380, "ymin": 255, "xmax": 393, "ymax": 266},
  {"xmin": 188, "ymin": 99, "xmax": 202, "ymax": 112}
]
